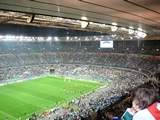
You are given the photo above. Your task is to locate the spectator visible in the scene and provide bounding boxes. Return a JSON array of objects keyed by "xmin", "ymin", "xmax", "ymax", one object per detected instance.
[
  {"xmin": 133, "ymin": 101, "xmax": 160, "ymax": 120},
  {"xmin": 121, "ymin": 88, "xmax": 158, "ymax": 120}
]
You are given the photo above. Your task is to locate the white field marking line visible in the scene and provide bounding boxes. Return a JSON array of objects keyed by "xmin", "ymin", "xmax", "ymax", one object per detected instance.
[
  {"xmin": 0, "ymin": 109, "xmax": 17, "ymax": 119},
  {"xmin": 49, "ymin": 74, "xmax": 103, "ymax": 84},
  {"xmin": 0, "ymin": 74, "xmax": 50, "ymax": 86}
]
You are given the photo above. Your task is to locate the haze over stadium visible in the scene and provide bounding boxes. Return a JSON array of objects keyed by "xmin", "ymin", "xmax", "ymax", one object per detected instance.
[{"xmin": 0, "ymin": 0, "xmax": 160, "ymax": 120}]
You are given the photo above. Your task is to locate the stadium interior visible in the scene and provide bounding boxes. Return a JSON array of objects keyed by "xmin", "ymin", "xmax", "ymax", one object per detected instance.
[{"xmin": 0, "ymin": 0, "xmax": 160, "ymax": 120}]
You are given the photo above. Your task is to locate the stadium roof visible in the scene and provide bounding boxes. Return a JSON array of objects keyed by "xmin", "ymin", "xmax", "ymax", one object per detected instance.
[{"xmin": 0, "ymin": 0, "xmax": 160, "ymax": 39}]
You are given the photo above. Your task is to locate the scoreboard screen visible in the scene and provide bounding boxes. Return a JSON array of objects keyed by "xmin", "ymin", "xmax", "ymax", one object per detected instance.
[{"xmin": 100, "ymin": 40, "xmax": 113, "ymax": 48}]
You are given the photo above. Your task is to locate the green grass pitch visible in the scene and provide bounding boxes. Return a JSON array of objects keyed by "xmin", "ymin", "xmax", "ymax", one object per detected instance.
[{"xmin": 0, "ymin": 76, "xmax": 102, "ymax": 120}]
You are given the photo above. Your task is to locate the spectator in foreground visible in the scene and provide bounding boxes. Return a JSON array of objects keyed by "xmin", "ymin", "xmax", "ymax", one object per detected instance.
[
  {"xmin": 121, "ymin": 87, "xmax": 158, "ymax": 120},
  {"xmin": 133, "ymin": 100, "xmax": 160, "ymax": 120}
]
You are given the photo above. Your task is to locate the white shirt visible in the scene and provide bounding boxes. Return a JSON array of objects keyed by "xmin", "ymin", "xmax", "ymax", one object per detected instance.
[{"xmin": 133, "ymin": 109, "xmax": 155, "ymax": 120}]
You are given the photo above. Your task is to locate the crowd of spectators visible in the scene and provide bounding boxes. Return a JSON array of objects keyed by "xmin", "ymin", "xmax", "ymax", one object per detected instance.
[
  {"xmin": 0, "ymin": 42, "xmax": 159, "ymax": 119},
  {"xmin": 0, "ymin": 52, "xmax": 158, "ymax": 81}
]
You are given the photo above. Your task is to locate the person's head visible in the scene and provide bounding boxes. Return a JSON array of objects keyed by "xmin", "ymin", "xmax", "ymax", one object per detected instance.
[{"xmin": 132, "ymin": 87, "xmax": 158, "ymax": 112}]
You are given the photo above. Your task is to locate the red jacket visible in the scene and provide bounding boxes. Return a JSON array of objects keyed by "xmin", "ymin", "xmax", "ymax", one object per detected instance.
[{"xmin": 148, "ymin": 101, "xmax": 160, "ymax": 120}]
